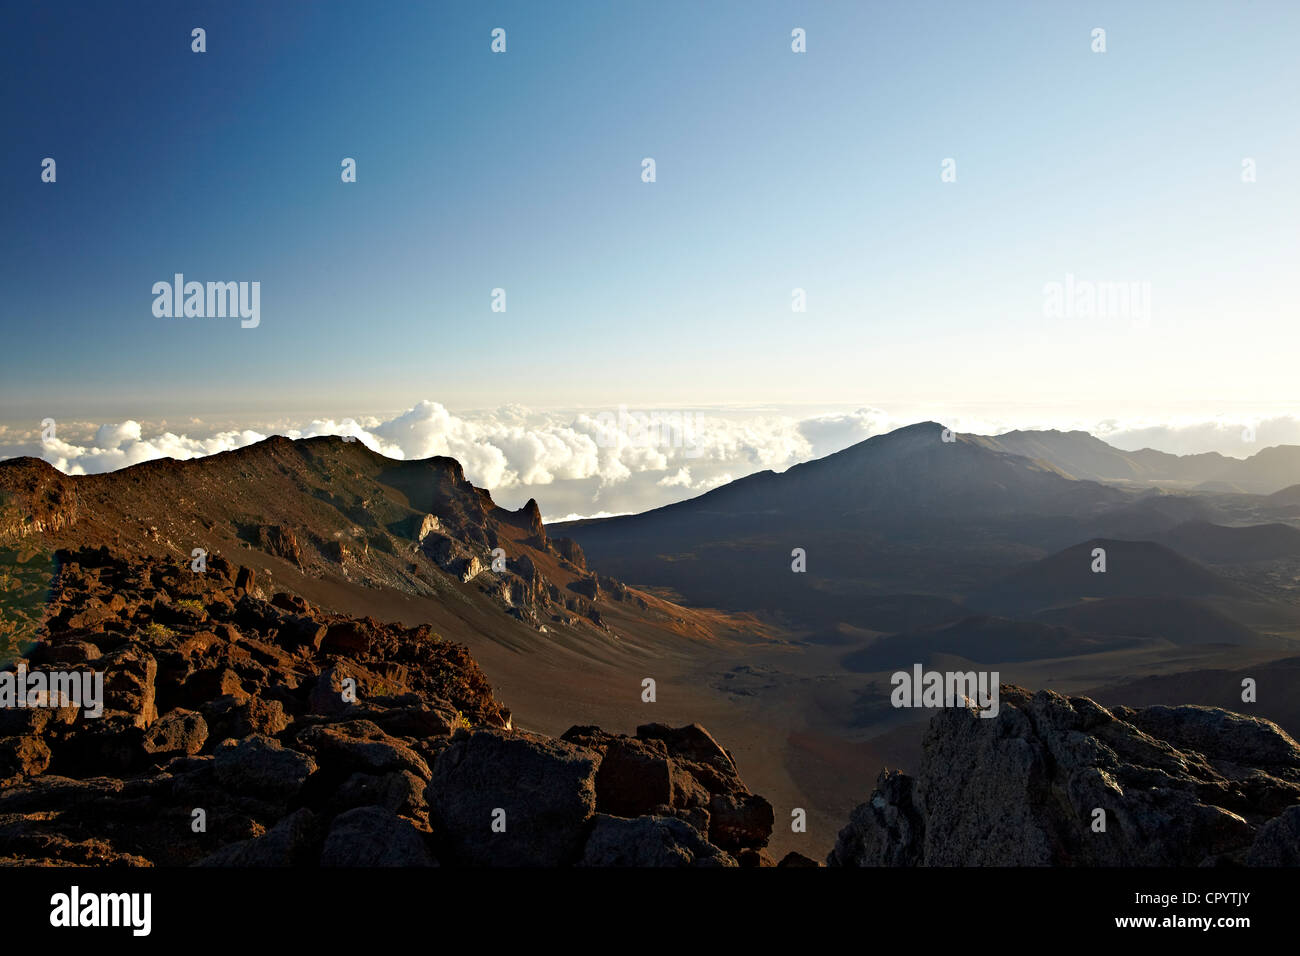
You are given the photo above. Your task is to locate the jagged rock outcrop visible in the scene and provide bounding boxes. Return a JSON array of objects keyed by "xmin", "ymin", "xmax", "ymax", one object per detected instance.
[
  {"xmin": 562, "ymin": 722, "xmax": 774, "ymax": 863},
  {"xmin": 829, "ymin": 685, "xmax": 1300, "ymax": 867},
  {"xmin": 580, "ymin": 814, "xmax": 736, "ymax": 867},
  {"xmin": 0, "ymin": 547, "xmax": 767, "ymax": 866},
  {"xmin": 256, "ymin": 525, "xmax": 302, "ymax": 566},
  {"xmin": 1246, "ymin": 805, "xmax": 1300, "ymax": 865},
  {"xmin": 500, "ymin": 498, "xmax": 548, "ymax": 548},
  {"xmin": 0, "ymin": 463, "xmax": 81, "ymax": 543},
  {"xmin": 569, "ymin": 575, "xmax": 600, "ymax": 601},
  {"xmin": 552, "ymin": 537, "xmax": 586, "ymax": 570}
]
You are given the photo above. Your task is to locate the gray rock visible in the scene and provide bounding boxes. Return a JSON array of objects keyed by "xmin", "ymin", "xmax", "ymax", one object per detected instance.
[
  {"xmin": 637, "ymin": 722, "xmax": 737, "ymax": 773},
  {"xmin": 429, "ymin": 729, "xmax": 598, "ymax": 866},
  {"xmin": 1117, "ymin": 704, "xmax": 1300, "ymax": 769},
  {"xmin": 196, "ymin": 808, "xmax": 319, "ymax": 866},
  {"xmin": 213, "ymin": 734, "xmax": 316, "ymax": 799},
  {"xmin": 334, "ymin": 770, "xmax": 429, "ymax": 820},
  {"xmin": 830, "ymin": 687, "xmax": 1300, "ymax": 867},
  {"xmin": 320, "ymin": 806, "xmax": 435, "ymax": 866},
  {"xmin": 580, "ymin": 814, "xmax": 736, "ymax": 867},
  {"xmin": 1247, "ymin": 805, "xmax": 1300, "ymax": 866},
  {"xmin": 296, "ymin": 720, "xmax": 431, "ymax": 780},
  {"xmin": 828, "ymin": 769, "xmax": 923, "ymax": 866}
]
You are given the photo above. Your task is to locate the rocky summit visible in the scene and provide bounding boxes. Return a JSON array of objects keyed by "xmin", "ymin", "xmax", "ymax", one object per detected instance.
[
  {"xmin": 0, "ymin": 547, "xmax": 776, "ymax": 866},
  {"xmin": 829, "ymin": 685, "xmax": 1300, "ymax": 867}
]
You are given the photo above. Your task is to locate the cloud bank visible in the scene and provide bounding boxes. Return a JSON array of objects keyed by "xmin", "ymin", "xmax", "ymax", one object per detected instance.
[{"xmin": 3, "ymin": 402, "xmax": 1298, "ymax": 520}]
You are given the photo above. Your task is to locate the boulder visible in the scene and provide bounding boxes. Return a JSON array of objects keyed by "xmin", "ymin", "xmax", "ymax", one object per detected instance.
[
  {"xmin": 213, "ymin": 735, "xmax": 316, "ymax": 800},
  {"xmin": 296, "ymin": 720, "xmax": 431, "ymax": 780},
  {"xmin": 322, "ymin": 621, "xmax": 371, "ymax": 655},
  {"xmin": 142, "ymin": 708, "xmax": 208, "ymax": 758},
  {"xmin": 197, "ymin": 808, "xmax": 319, "ymax": 866},
  {"xmin": 777, "ymin": 851, "xmax": 822, "ymax": 867},
  {"xmin": 320, "ymin": 806, "xmax": 435, "ymax": 866},
  {"xmin": 429, "ymin": 729, "xmax": 598, "ymax": 866},
  {"xmin": 100, "ymin": 645, "xmax": 158, "ymax": 728},
  {"xmin": 202, "ymin": 695, "xmax": 289, "ymax": 739},
  {"xmin": 0, "ymin": 735, "xmax": 52, "ymax": 780},
  {"xmin": 579, "ymin": 814, "xmax": 736, "ymax": 867},
  {"xmin": 707, "ymin": 792, "xmax": 774, "ymax": 851},
  {"xmin": 333, "ymin": 771, "xmax": 429, "ymax": 821},
  {"xmin": 1247, "ymin": 805, "xmax": 1300, "ymax": 866},
  {"xmin": 562, "ymin": 727, "xmax": 674, "ymax": 817},
  {"xmin": 828, "ymin": 769, "xmax": 923, "ymax": 867}
]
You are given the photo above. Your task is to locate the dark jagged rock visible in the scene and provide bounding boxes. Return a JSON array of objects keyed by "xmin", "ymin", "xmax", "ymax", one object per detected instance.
[
  {"xmin": 563, "ymin": 722, "xmax": 773, "ymax": 856},
  {"xmin": 777, "ymin": 851, "xmax": 822, "ymax": 867},
  {"xmin": 256, "ymin": 525, "xmax": 302, "ymax": 566},
  {"xmin": 1247, "ymin": 806, "xmax": 1300, "ymax": 865},
  {"xmin": 320, "ymin": 806, "xmax": 436, "ymax": 866},
  {"xmin": 141, "ymin": 708, "xmax": 207, "ymax": 759},
  {"xmin": 498, "ymin": 498, "xmax": 548, "ymax": 549},
  {"xmin": 197, "ymin": 808, "xmax": 320, "ymax": 866},
  {"xmin": 552, "ymin": 537, "xmax": 586, "ymax": 570},
  {"xmin": 568, "ymin": 575, "xmax": 600, "ymax": 601},
  {"xmin": 707, "ymin": 792, "xmax": 776, "ymax": 853},
  {"xmin": 428, "ymin": 729, "xmax": 598, "ymax": 867},
  {"xmin": 827, "ymin": 770, "xmax": 922, "ymax": 867},
  {"xmin": 830, "ymin": 686, "xmax": 1300, "ymax": 867},
  {"xmin": 214, "ymin": 735, "xmax": 317, "ymax": 800},
  {"xmin": 580, "ymin": 814, "xmax": 736, "ymax": 867}
]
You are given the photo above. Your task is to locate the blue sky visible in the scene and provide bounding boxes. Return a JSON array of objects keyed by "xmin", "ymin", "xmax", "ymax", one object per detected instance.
[{"xmin": 2, "ymin": 0, "xmax": 1297, "ymax": 427}]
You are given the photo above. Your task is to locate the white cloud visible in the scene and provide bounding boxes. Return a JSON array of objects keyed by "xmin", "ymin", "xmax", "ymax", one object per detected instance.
[
  {"xmin": 1094, "ymin": 415, "xmax": 1300, "ymax": 458},
  {"xmin": 657, "ymin": 467, "xmax": 693, "ymax": 488},
  {"xmin": 6, "ymin": 402, "xmax": 1300, "ymax": 516},
  {"xmin": 542, "ymin": 510, "xmax": 633, "ymax": 524},
  {"xmin": 696, "ymin": 472, "xmax": 735, "ymax": 491}
]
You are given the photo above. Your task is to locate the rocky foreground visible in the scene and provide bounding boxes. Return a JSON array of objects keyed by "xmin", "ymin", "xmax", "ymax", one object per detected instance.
[
  {"xmin": 7, "ymin": 547, "xmax": 1299, "ymax": 867},
  {"xmin": 831, "ymin": 685, "xmax": 1300, "ymax": 866},
  {"xmin": 0, "ymin": 547, "xmax": 783, "ymax": 866}
]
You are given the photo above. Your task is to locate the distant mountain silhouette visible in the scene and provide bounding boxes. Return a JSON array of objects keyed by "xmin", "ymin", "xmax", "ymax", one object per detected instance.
[
  {"xmin": 1090, "ymin": 493, "xmax": 1226, "ymax": 539},
  {"xmin": 967, "ymin": 538, "xmax": 1247, "ymax": 617},
  {"xmin": 1265, "ymin": 483, "xmax": 1300, "ymax": 516},
  {"xmin": 841, "ymin": 615, "xmax": 1131, "ymax": 671},
  {"xmin": 559, "ymin": 423, "xmax": 1300, "ymax": 634},
  {"xmin": 1034, "ymin": 596, "xmax": 1268, "ymax": 647},
  {"xmin": 559, "ymin": 423, "xmax": 1127, "ymax": 612},
  {"xmin": 652, "ymin": 422, "xmax": 1122, "ymax": 521},
  {"xmin": 1154, "ymin": 520, "xmax": 1300, "ymax": 564},
  {"xmin": 972, "ymin": 429, "xmax": 1300, "ymax": 494}
]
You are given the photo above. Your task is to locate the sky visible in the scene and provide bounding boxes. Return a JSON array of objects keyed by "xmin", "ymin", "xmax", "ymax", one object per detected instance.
[{"xmin": 1, "ymin": 1, "xmax": 1297, "ymax": 512}]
